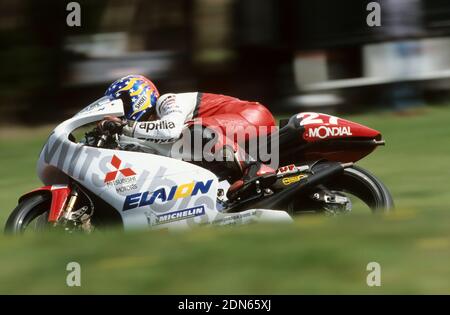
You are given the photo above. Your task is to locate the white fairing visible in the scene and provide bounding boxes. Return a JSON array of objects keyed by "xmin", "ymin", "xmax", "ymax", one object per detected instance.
[{"xmin": 37, "ymin": 97, "xmax": 292, "ymax": 231}]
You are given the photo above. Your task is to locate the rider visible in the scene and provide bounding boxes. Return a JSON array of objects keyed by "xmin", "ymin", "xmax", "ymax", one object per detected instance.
[{"xmin": 99, "ymin": 74, "xmax": 277, "ymax": 200}]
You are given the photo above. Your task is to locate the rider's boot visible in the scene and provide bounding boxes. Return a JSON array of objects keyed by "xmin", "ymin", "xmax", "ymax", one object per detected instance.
[{"xmin": 222, "ymin": 146, "xmax": 277, "ymax": 201}]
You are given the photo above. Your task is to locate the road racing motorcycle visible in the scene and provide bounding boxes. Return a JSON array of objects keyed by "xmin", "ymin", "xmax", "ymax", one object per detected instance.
[{"xmin": 4, "ymin": 97, "xmax": 393, "ymax": 234}]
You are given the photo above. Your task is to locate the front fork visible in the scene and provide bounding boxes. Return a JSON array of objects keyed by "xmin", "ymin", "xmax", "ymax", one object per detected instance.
[
  {"xmin": 54, "ymin": 185, "xmax": 94, "ymax": 232},
  {"xmin": 60, "ymin": 186, "xmax": 79, "ymax": 222}
]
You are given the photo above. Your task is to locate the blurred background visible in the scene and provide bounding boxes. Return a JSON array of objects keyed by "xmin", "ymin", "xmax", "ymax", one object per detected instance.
[
  {"xmin": 1, "ymin": 0, "xmax": 450, "ymax": 125},
  {"xmin": 1, "ymin": 0, "xmax": 450, "ymax": 294}
]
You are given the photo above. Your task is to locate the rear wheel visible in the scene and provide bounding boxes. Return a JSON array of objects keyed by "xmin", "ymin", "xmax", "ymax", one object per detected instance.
[
  {"xmin": 4, "ymin": 194, "xmax": 52, "ymax": 234},
  {"xmin": 290, "ymin": 165, "xmax": 394, "ymax": 214}
]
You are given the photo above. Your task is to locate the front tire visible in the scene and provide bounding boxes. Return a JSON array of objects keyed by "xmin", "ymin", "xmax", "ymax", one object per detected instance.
[{"xmin": 4, "ymin": 193, "xmax": 51, "ymax": 234}]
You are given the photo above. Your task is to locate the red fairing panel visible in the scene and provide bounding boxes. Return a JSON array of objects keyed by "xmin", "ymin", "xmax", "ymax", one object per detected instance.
[
  {"xmin": 19, "ymin": 185, "xmax": 71, "ymax": 223},
  {"xmin": 298, "ymin": 112, "xmax": 380, "ymax": 142}
]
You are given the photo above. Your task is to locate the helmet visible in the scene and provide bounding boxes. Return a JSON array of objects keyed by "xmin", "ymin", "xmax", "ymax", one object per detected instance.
[{"xmin": 105, "ymin": 75, "xmax": 159, "ymax": 121}]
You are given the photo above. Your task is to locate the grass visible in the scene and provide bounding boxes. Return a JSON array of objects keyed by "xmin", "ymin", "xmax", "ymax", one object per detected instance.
[{"xmin": 0, "ymin": 105, "xmax": 449, "ymax": 294}]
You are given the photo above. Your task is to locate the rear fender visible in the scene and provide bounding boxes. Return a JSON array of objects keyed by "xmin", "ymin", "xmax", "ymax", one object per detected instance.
[
  {"xmin": 297, "ymin": 112, "xmax": 381, "ymax": 142},
  {"xmin": 290, "ymin": 112, "xmax": 383, "ymax": 163},
  {"xmin": 19, "ymin": 185, "xmax": 71, "ymax": 222}
]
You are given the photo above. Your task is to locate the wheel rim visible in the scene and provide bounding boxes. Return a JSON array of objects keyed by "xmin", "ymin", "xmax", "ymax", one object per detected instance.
[
  {"xmin": 12, "ymin": 195, "xmax": 52, "ymax": 234},
  {"xmin": 291, "ymin": 167, "xmax": 390, "ymax": 214},
  {"xmin": 23, "ymin": 210, "xmax": 51, "ymax": 233}
]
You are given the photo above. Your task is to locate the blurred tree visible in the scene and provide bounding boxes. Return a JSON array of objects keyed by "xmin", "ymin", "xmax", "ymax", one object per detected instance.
[{"xmin": 0, "ymin": 0, "xmax": 107, "ymax": 124}]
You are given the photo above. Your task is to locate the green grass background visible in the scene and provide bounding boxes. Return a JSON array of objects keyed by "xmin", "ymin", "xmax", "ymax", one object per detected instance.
[{"xmin": 0, "ymin": 106, "xmax": 449, "ymax": 294}]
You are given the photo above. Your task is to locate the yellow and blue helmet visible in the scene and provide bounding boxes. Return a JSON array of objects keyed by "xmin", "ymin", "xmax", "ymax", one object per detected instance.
[{"xmin": 105, "ymin": 75, "xmax": 160, "ymax": 121}]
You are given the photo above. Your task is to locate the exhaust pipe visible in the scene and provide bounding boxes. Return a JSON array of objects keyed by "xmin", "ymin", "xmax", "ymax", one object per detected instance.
[{"xmin": 241, "ymin": 162, "xmax": 351, "ymax": 211}]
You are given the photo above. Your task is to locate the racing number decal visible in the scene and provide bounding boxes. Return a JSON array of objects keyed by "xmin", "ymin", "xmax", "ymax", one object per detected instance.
[
  {"xmin": 297, "ymin": 112, "xmax": 322, "ymax": 125},
  {"xmin": 297, "ymin": 113, "xmax": 339, "ymax": 126}
]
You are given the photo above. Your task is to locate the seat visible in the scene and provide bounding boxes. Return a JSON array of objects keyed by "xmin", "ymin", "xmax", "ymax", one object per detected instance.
[{"xmin": 267, "ymin": 114, "xmax": 304, "ymax": 150}]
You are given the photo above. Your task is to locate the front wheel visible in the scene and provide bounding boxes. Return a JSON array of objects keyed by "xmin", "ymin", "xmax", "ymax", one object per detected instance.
[
  {"xmin": 4, "ymin": 193, "xmax": 52, "ymax": 234},
  {"xmin": 290, "ymin": 165, "xmax": 394, "ymax": 214}
]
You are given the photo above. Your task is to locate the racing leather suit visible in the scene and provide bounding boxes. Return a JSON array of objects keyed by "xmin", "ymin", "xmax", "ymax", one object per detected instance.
[
  {"xmin": 123, "ymin": 92, "xmax": 275, "ymax": 144},
  {"xmin": 122, "ymin": 92, "xmax": 277, "ymax": 199}
]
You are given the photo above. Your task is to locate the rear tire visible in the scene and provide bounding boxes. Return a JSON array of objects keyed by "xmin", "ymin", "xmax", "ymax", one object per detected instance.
[
  {"xmin": 4, "ymin": 193, "xmax": 51, "ymax": 235},
  {"xmin": 292, "ymin": 165, "xmax": 394, "ymax": 214},
  {"xmin": 337, "ymin": 165, "xmax": 394, "ymax": 212}
]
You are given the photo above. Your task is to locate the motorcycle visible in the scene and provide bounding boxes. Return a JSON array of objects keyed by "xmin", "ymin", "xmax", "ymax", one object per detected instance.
[{"xmin": 4, "ymin": 97, "xmax": 393, "ymax": 234}]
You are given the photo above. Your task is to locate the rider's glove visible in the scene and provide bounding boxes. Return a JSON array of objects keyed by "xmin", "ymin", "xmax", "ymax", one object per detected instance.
[
  {"xmin": 97, "ymin": 116, "xmax": 126, "ymax": 135},
  {"xmin": 122, "ymin": 121, "xmax": 136, "ymax": 137}
]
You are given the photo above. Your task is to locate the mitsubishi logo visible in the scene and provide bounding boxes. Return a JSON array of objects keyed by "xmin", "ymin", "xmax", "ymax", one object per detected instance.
[{"xmin": 104, "ymin": 155, "xmax": 136, "ymax": 183}]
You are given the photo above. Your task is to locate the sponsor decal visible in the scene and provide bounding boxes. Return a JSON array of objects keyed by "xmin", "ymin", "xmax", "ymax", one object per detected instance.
[
  {"xmin": 145, "ymin": 205, "xmax": 206, "ymax": 225},
  {"xmin": 133, "ymin": 94, "xmax": 147, "ymax": 111},
  {"xmin": 104, "ymin": 155, "xmax": 136, "ymax": 182},
  {"xmin": 104, "ymin": 155, "xmax": 138, "ymax": 193},
  {"xmin": 138, "ymin": 121, "xmax": 176, "ymax": 133},
  {"xmin": 138, "ymin": 137, "xmax": 176, "ymax": 144},
  {"xmin": 107, "ymin": 177, "xmax": 138, "ymax": 193},
  {"xmin": 160, "ymin": 96, "xmax": 182, "ymax": 115},
  {"xmin": 123, "ymin": 179, "xmax": 214, "ymax": 211},
  {"xmin": 160, "ymin": 95, "xmax": 176, "ymax": 108},
  {"xmin": 277, "ymin": 164, "xmax": 298, "ymax": 175},
  {"xmin": 208, "ymin": 210, "xmax": 258, "ymax": 226},
  {"xmin": 282, "ymin": 174, "xmax": 307, "ymax": 186},
  {"xmin": 134, "ymin": 94, "xmax": 147, "ymax": 111},
  {"xmin": 308, "ymin": 126, "xmax": 352, "ymax": 139},
  {"xmin": 77, "ymin": 101, "xmax": 108, "ymax": 115}
]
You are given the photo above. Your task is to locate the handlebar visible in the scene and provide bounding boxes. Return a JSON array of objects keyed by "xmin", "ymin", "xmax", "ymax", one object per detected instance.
[
  {"xmin": 96, "ymin": 133, "xmax": 120, "ymax": 147},
  {"xmin": 103, "ymin": 121, "xmax": 123, "ymax": 134},
  {"xmin": 96, "ymin": 134, "xmax": 108, "ymax": 147}
]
